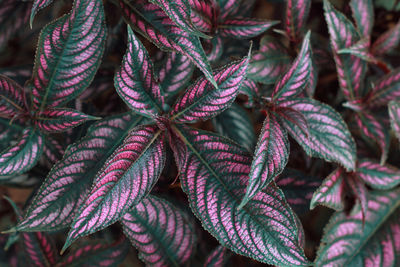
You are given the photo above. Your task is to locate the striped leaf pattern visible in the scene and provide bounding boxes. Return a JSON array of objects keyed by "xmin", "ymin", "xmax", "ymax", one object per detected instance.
[
  {"xmin": 239, "ymin": 79, "xmax": 259, "ymax": 108},
  {"xmin": 0, "ymin": 0, "xmax": 30, "ymax": 49},
  {"xmin": 0, "ymin": 128, "xmax": 44, "ymax": 176},
  {"xmin": 240, "ymin": 112, "xmax": 289, "ymax": 209},
  {"xmin": 315, "ymin": 188, "xmax": 400, "ymax": 267},
  {"xmin": 30, "ymin": 0, "xmax": 54, "ymax": 26},
  {"xmin": 350, "ymin": 0, "xmax": 374, "ymax": 37},
  {"xmin": 34, "ymin": 108, "xmax": 98, "ymax": 133},
  {"xmin": 280, "ymin": 98, "xmax": 357, "ymax": 171},
  {"xmin": 204, "ymin": 246, "xmax": 229, "ymax": 267},
  {"xmin": 30, "ymin": 0, "xmax": 106, "ymax": 111},
  {"xmin": 171, "ymin": 55, "xmax": 249, "ymax": 123},
  {"xmin": 389, "ymin": 100, "xmax": 400, "ymax": 141},
  {"xmin": 63, "ymin": 125, "xmax": 166, "ymax": 251},
  {"xmin": 338, "ymin": 38, "xmax": 377, "ymax": 63},
  {"xmin": 357, "ymin": 159, "xmax": 400, "ymax": 190},
  {"xmin": 366, "ymin": 68, "xmax": 400, "ymax": 107},
  {"xmin": 310, "ymin": 168, "xmax": 344, "ymax": 210},
  {"xmin": 115, "ymin": 26, "xmax": 164, "ymax": 118},
  {"xmin": 171, "ymin": 125, "xmax": 309, "ymax": 266},
  {"xmin": 17, "ymin": 114, "xmax": 144, "ymax": 231},
  {"xmin": 121, "ymin": 195, "xmax": 196, "ymax": 266},
  {"xmin": 372, "ymin": 19, "xmax": 400, "ymax": 56},
  {"xmin": 285, "ymin": 0, "xmax": 311, "ymax": 42},
  {"xmin": 0, "ymin": 75, "xmax": 25, "ymax": 118},
  {"xmin": 272, "ymin": 32, "xmax": 312, "ymax": 102},
  {"xmin": 218, "ymin": 18, "xmax": 278, "ymax": 39}
]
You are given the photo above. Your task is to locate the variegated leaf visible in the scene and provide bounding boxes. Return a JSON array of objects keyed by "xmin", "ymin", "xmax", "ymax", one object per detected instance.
[
  {"xmin": 17, "ymin": 113, "xmax": 144, "ymax": 231},
  {"xmin": 30, "ymin": 0, "xmax": 54, "ymax": 26},
  {"xmin": 285, "ymin": 0, "xmax": 311, "ymax": 42},
  {"xmin": 63, "ymin": 125, "xmax": 166, "ymax": 252},
  {"xmin": 204, "ymin": 246, "xmax": 229, "ymax": 267},
  {"xmin": 0, "ymin": 128, "xmax": 44, "ymax": 176},
  {"xmin": 272, "ymin": 31, "xmax": 312, "ymax": 102},
  {"xmin": 239, "ymin": 112, "xmax": 289, "ymax": 209},
  {"xmin": 389, "ymin": 100, "xmax": 400, "ymax": 141},
  {"xmin": 41, "ymin": 135, "xmax": 64, "ymax": 168},
  {"xmin": 121, "ymin": 195, "xmax": 196, "ymax": 266},
  {"xmin": 371, "ymin": 19, "xmax": 400, "ymax": 56},
  {"xmin": 357, "ymin": 159, "xmax": 400, "ymax": 190},
  {"xmin": 247, "ymin": 35, "xmax": 290, "ymax": 84},
  {"xmin": 34, "ymin": 108, "xmax": 98, "ymax": 133},
  {"xmin": 30, "ymin": 0, "xmax": 106, "ymax": 111},
  {"xmin": 217, "ymin": 0, "xmax": 240, "ymax": 20},
  {"xmin": 0, "ymin": 0, "xmax": 30, "ymax": 49},
  {"xmin": 350, "ymin": 0, "xmax": 374, "ymax": 37},
  {"xmin": 315, "ymin": 188, "xmax": 400, "ymax": 267},
  {"xmin": 115, "ymin": 26, "xmax": 164, "ymax": 118},
  {"xmin": 204, "ymin": 36, "xmax": 224, "ymax": 63},
  {"xmin": 238, "ymin": 79, "xmax": 260, "ymax": 108},
  {"xmin": 275, "ymin": 106, "xmax": 310, "ymax": 139},
  {"xmin": 338, "ymin": 38, "xmax": 377, "ymax": 63},
  {"xmin": 280, "ymin": 98, "xmax": 357, "ymax": 171},
  {"xmin": 212, "ymin": 103, "xmax": 255, "ymax": 152},
  {"xmin": 0, "ymin": 119, "xmax": 21, "ymax": 151},
  {"xmin": 121, "ymin": 0, "xmax": 217, "ymax": 88},
  {"xmin": 366, "ymin": 68, "xmax": 400, "ymax": 107},
  {"xmin": 171, "ymin": 55, "xmax": 249, "ymax": 123},
  {"xmin": 171, "ymin": 125, "xmax": 309, "ymax": 266},
  {"xmin": 218, "ymin": 18, "xmax": 278, "ymax": 39},
  {"xmin": 0, "ymin": 74, "xmax": 25, "ymax": 119},
  {"xmin": 346, "ymin": 173, "xmax": 368, "ymax": 221},
  {"xmin": 310, "ymin": 168, "xmax": 344, "ymax": 210}
]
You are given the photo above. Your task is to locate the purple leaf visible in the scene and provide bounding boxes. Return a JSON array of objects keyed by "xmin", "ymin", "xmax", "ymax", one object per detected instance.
[
  {"xmin": 171, "ymin": 55, "xmax": 249, "ymax": 123},
  {"xmin": 276, "ymin": 107, "xmax": 310, "ymax": 139},
  {"xmin": 239, "ymin": 112, "xmax": 289, "ymax": 209},
  {"xmin": 30, "ymin": 0, "xmax": 106, "ymax": 111},
  {"xmin": 389, "ymin": 100, "xmax": 400, "ymax": 142},
  {"xmin": 17, "ymin": 113, "xmax": 145, "ymax": 232},
  {"xmin": 218, "ymin": 18, "xmax": 278, "ymax": 39},
  {"xmin": 34, "ymin": 108, "xmax": 99, "ymax": 133},
  {"xmin": 204, "ymin": 36, "xmax": 224, "ymax": 62},
  {"xmin": 365, "ymin": 68, "xmax": 400, "ymax": 107},
  {"xmin": 0, "ymin": 0, "xmax": 30, "ymax": 49},
  {"xmin": 247, "ymin": 35, "xmax": 290, "ymax": 84},
  {"xmin": 62, "ymin": 125, "xmax": 166, "ymax": 252},
  {"xmin": 171, "ymin": 125, "xmax": 309, "ymax": 266},
  {"xmin": 310, "ymin": 168, "xmax": 344, "ymax": 210},
  {"xmin": 315, "ymin": 188, "xmax": 400, "ymax": 266},
  {"xmin": 280, "ymin": 98, "xmax": 357, "ymax": 171},
  {"xmin": 30, "ymin": 0, "xmax": 54, "ymax": 26},
  {"xmin": 204, "ymin": 246, "xmax": 230, "ymax": 267},
  {"xmin": 371, "ymin": 19, "xmax": 400, "ymax": 56},
  {"xmin": 285, "ymin": 0, "xmax": 311, "ymax": 42},
  {"xmin": 304, "ymin": 55, "xmax": 318, "ymax": 97},
  {"xmin": 121, "ymin": 195, "xmax": 196, "ymax": 266},
  {"xmin": 355, "ymin": 112, "xmax": 390, "ymax": 164},
  {"xmin": 217, "ymin": 0, "xmax": 240, "ymax": 20},
  {"xmin": 338, "ymin": 38, "xmax": 377, "ymax": 63},
  {"xmin": 41, "ymin": 135, "xmax": 64, "ymax": 168},
  {"xmin": 350, "ymin": 0, "xmax": 374, "ymax": 37},
  {"xmin": 120, "ymin": 0, "xmax": 217, "ymax": 88},
  {"xmin": 189, "ymin": 0, "xmax": 217, "ymax": 34},
  {"xmin": 346, "ymin": 173, "xmax": 368, "ymax": 221},
  {"xmin": 0, "ymin": 74, "xmax": 25, "ymax": 119},
  {"xmin": 272, "ymin": 31, "xmax": 312, "ymax": 102},
  {"xmin": 115, "ymin": 26, "xmax": 164, "ymax": 118},
  {"xmin": 238, "ymin": 79, "xmax": 260, "ymax": 108},
  {"xmin": 357, "ymin": 159, "xmax": 400, "ymax": 190},
  {"xmin": 0, "ymin": 128, "xmax": 44, "ymax": 176}
]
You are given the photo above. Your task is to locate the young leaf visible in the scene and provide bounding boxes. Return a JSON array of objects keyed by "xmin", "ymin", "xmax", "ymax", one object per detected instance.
[
  {"xmin": 0, "ymin": 128, "xmax": 44, "ymax": 176},
  {"xmin": 357, "ymin": 159, "xmax": 400, "ymax": 190},
  {"xmin": 34, "ymin": 108, "xmax": 98, "ymax": 133},
  {"xmin": 121, "ymin": 195, "xmax": 196, "ymax": 266},
  {"xmin": 315, "ymin": 188, "xmax": 400, "ymax": 267},
  {"xmin": 30, "ymin": 0, "xmax": 54, "ymax": 27},
  {"xmin": 0, "ymin": 75, "xmax": 25, "ymax": 119},
  {"xmin": 30, "ymin": 0, "xmax": 106, "ymax": 111},
  {"xmin": 63, "ymin": 125, "xmax": 166, "ymax": 251},
  {"xmin": 204, "ymin": 246, "xmax": 230, "ymax": 267},
  {"xmin": 272, "ymin": 31, "xmax": 312, "ymax": 102},
  {"xmin": 371, "ymin": 19, "xmax": 400, "ymax": 56},
  {"xmin": 247, "ymin": 35, "xmax": 290, "ymax": 84},
  {"xmin": 350, "ymin": 0, "xmax": 374, "ymax": 37},
  {"xmin": 171, "ymin": 125, "xmax": 309, "ymax": 266},
  {"xmin": 284, "ymin": 0, "xmax": 311, "ymax": 42},
  {"xmin": 389, "ymin": 100, "xmax": 400, "ymax": 141},
  {"xmin": 365, "ymin": 68, "xmax": 400, "ymax": 107},
  {"xmin": 115, "ymin": 26, "xmax": 164, "ymax": 118},
  {"xmin": 171, "ymin": 55, "xmax": 249, "ymax": 123},
  {"xmin": 240, "ymin": 112, "xmax": 289, "ymax": 209},
  {"xmin": 17, "ymin": 114, "xmax": 144, "ymax": 231},
  {"xmin": 218, "ymin": 18, "xmax": 278, "ymax": 39},
  {"xmin": 280, "ymin": 98, "xmax": 356, "ymax": 171},
  {"xmin": 310, "ymin": 168, "xmax": 344, "ymax": 210}
]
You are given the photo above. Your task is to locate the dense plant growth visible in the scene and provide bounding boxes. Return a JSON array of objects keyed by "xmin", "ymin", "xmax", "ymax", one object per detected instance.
[{"xmin": 1, "ymin": 0, "xmax": 400, "ymax": 266}]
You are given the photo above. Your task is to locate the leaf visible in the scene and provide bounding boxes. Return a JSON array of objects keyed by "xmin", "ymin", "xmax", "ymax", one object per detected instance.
[
  {"xmin": 171, "ymin": 125, "xmax": 309, "ymax": 266},
  {"xmin": 338, "ymin": 38, "xmax": 377, "ymax": 63},
  {"xmin": 280, "ymin": 98, "xmax": 356, "ymax": 171},
  {"xmin": 247, "ymin": 35, "xmax": 291, "ymax": 84},
  {"xmin": 275, "ymin": 107, "xmax": 310, "ymax": 139},
  {"xmin": 56, "ymin": 238, "xmax": 129, "ymax": 267},
  {"xmin": 389, "ymin": 100, "xmax": 400, "ymax": 141},
  {"xmin": 204, "ymin": 246, "xmax": 230, "ymax": 267},
  {"xmin": 357, "ymin": 159, "xmax": 400, "ymax": 190},
  {"xmin": 371, "ymin": 19, "xmax": 400, "ymax": 56},
  {"xmin": 30, "ymin": 0, "xmax": 106, "ymax": 111},
  {"xmin": 217, "ymin": 0, "xmax": 241, "ymax": 20},
  {"xmin": 212, "ymin": 103, "xmax": 255, "ymax": 151},
  {"xmin": 315, "ymin": 188, "xmax": 400, "ymax": 267},
  {"xmin": 121, "ymin": 195, "xmax": 196, "ymax": 266},
  {"xmin": 238, "ymin": 79, "xmax": 260, "ymax": 107},
  {"xmin": 62, "ymin": 125, "xmax": 166, "ymax": 252},
  {"xmin": 0, "ymin": 128, "xmax": 44, "ymax": 176},
  {"xmin": 355, "ymin": 112, "xmax": 390, "ymax": 164},
  {"xmin": 0, "ymin": 0, "xmax": 30, "ymax": 49},
  {"xmin": 365, "ymin": 68, "xmax": 400, "ymax": 107},
  {"xmin": 41, "ymin": 135, "xmax": 64, "ymax": 168},
  {"xmin": 0, "ymin": 74, "xmax": 25, "ymax": 119},
  {"xmin": 310, "ymin": 168, "xmax": 344, "ymax": 210},
  {"xmin": 30, "ymin": 0, "xmax": 54, "ymax": 27},
  {"xmin": 346, "ymin": 174, "xmax": 368, "ymax": 221},
  {"xmin": 218, "ymin": 18, "xmax": 278, "ymax": 39},
  {"xmin": 120, "ymin": 0, "xmax": 217, "ymax": 88},
  {"xmin": 17, "ymin": 113, "xmax": 144, "ymax": 231},
  {"xmin": 204, "ymin": 36, "xmax": 224, "ymax": 62},
  {"xmin": 34, "ymin": 108, "xmax": 98, "ymax": 133},
  {"xmin": 284, "ymin": 0, "xmax": 311, "ymax": 42},
  {"xmin": 272, "ymin": 31, "xmax": 312, "ymax": 102},
  {"xmin": 171, "ymin": 55, "xmax": 249, "ymax": 123},
  {"xmin": 350, "ymin": 0, "xmax": 374, "ymax": 37},
  {"xmin": 115, "ymin": 26, "xmax": 164, "ymax": 118},
  {"xmin": 239, "ymin": 112, "xmax": 289, "ymax": 209}
]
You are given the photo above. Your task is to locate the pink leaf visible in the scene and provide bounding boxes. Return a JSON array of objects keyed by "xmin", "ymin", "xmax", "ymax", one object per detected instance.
[
  {"xmin": 371, "ymin": 19, "xmax": 400, "ymax": 56},
  {"xmin": 310, "ymin": 168, "xmax": 344, "ymax": 210},
  {"xmin": 389, "ymin": 100, "xmax": 400, "ymax": 142},
  {"xmin": 357, "ymin": 159, "xmax": 400, "ymax": 190},
  {"xmin": 350, "ymin": 0, "xmax": 374, "ymax": 37},
  {"xmin": 30, "ymin": 0, "xmax": 54, "ymax": 26},
  {"xmin": 365, "ymin": 68, "xmax": 400, "ymax": 107},
  {"xmin": 204, "ymin": 246, "xmax": 229, "ymax": 267},
  {"xmin": 0, "ymin": 74, "xmax": 25, "ymax": 119},
  {"xmin": 218, "ymin": 18, "xmax": 278, "ymax": 39},
  {"xmin": 285, "ymin": 0, "xmax": 311, "ymax": 42}
]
